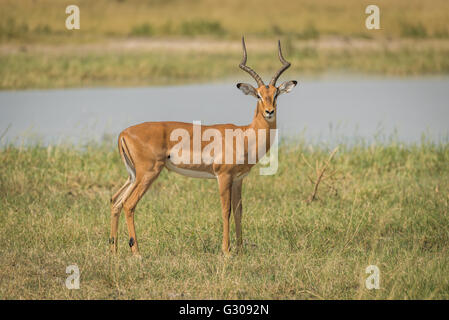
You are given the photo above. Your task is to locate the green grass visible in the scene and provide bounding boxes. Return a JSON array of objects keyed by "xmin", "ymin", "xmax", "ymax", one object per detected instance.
[
  {"xmin": 2, "ymin": 45, "xmax": 449, "ymax": 89},
  {"xmin": 1, "ymin": 140, "xmax": 448, "ymax": 299}
]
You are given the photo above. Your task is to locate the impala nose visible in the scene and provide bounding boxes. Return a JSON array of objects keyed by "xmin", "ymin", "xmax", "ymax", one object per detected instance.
[{"xmin": 265, "ymin": 109, "xmax": 274, "ymax": 116}]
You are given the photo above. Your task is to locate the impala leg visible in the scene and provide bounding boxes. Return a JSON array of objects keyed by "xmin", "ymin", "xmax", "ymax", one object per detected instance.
[
  {"xmin": 111, "ymin": 177, "xmax": 131, "ymax": 204},
  {"xmin": 109, "ymin": 204, "xmax": 121, "ymax": 253},
  {"xmin": 123, "ymin": 165, "xmax": 163, "ymax": 256},
  {"xmin": 232, "ymin": 179, "xmax": 243, "ymax": 252},
  {"xmin": 109, "ymin": 177, "xmax": 132, "ymax": 253},
  {"xmin": 218, "ymin": 174, "xmax": 233, "ymax": 255}
]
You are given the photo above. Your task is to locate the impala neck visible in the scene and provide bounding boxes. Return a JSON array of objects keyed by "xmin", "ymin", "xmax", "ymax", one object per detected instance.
[
  {"xmin": 249, "ymin": 100, "xmax": 277, "ymax": 131},
  {"xmin": 249, "ymin": 101, "xmax": 277, "ymax": 157}
]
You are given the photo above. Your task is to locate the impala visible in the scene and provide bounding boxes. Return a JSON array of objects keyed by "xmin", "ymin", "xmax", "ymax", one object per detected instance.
[{"xmin": 110, "ymin": 38, "xmax": 297, "ymax": 256}]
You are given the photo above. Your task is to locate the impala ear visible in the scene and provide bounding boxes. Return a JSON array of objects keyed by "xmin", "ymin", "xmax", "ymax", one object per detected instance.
[
  {"xmin": 236, "ymin": 83, "xmax": 258, "ymax": 98},
  {"xmin": 278, "ymin": 80, "xmax": 297, "ymax": 95}
]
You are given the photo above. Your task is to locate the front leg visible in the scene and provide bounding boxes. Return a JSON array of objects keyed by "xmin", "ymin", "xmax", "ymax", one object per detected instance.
[
  {"xmin": 217, "ymin": 174, "xmax": 233, "ymax": 255},
  {"xmin": 232, "ymin": 179, "xmax": 243, "ymax": 252}
]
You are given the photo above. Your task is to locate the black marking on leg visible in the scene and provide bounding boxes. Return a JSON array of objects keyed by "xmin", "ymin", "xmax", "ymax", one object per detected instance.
[
  {"xmin": 109, "ymin": 237, "xmax": 115, "ymax": 244},
  {"xmin": 129, "ymin": 237, "xmax": 134, "ymax": 247}
]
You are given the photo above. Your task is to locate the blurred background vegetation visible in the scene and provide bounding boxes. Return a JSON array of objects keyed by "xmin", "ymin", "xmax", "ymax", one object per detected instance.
[
  {"xmin": 1, "ymin": 0, "xmax": 449, "ymax": 89},
  {"xmin": 2, "ymin": 0, "xmax": 449, "ymax": 42}
]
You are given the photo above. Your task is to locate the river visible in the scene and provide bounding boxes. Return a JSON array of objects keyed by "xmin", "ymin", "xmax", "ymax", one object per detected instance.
[{"xmin": 1, "ymin": 78, "xmax": 448, "ymax": 146}]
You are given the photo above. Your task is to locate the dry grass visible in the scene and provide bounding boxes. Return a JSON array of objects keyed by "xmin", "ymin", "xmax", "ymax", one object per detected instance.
[
  {"xmin": 0, "ymin": 140, "xmax": 448, "ymax": 299},
  {"xmin": 1, "ymin": 0, "xmax": 449, "ymax": 42},
  {"xmin": 1, "ymin": 0, "xmax": 449, "ymax": 89},
  {"xmin": 2, "ymin": 40, "xmax": 449, "ymax": 89}
]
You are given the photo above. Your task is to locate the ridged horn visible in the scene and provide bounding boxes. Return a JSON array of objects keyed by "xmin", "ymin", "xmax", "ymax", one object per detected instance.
[
  {"xmin": 239, "ymin": 37, "xmax": 264, "ymax": 87},
  {"xmin": 269, "ymin": 40, "xmax": 291, "ymax": 86}
]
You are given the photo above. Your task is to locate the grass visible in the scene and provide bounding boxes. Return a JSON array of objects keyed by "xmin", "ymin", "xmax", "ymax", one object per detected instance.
[
  {"xmin": 1, "ymin": 0, "xmax": 449, "ymax": 42},
  {"xmin": 129, "ymin": 24, "xmax": 154, "ymax": 37},
  {"xmin": 0, "ymin": 140, "xmax": 448, "ymax": 299},
  {"xmin": 1, "ymin": 0, "xmax": 449, "ymax": 89},
  {"xmin": 1, "ymin": 44, "xmax": 449, "ymax": 89}
]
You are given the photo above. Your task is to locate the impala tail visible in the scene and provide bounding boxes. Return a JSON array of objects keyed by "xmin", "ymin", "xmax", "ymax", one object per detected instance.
[
  {"xmin": 119, "ymin": 136, "xmax": 136, "ymax": 183},
  {"xmin": 111, "ymin": 135, "xmax": 136, "ymax": 209}
]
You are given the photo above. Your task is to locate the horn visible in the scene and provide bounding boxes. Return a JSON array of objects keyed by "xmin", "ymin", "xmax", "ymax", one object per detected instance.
[
  {"xmin": 269, "ymin": 40, "xmax": 291, "ymax": 86},
  {"xmin": 239, "ymin": 37, "xmax": 264, "ymax": 87}
]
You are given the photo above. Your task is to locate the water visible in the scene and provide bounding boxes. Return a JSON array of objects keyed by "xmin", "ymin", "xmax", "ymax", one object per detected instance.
[{"xmin": 1, "ymin": 78, "xmax": 448, "ymax": 146}]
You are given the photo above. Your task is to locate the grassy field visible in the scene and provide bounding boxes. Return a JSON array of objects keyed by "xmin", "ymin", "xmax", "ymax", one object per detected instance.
[
  {"xmin": 2, "ymin": 39, "xmax": 449, "ymax": 89},
  {"xmin": 0, "ymin": 140, "xmax": 448, "ymax": 299},
  {"xmin": 2, "ymin": 0, "xmax": 449, "ymax": 42},
  {"xmin": 1, "ymin": 0, "xmax": 449, "ymax": 89}
]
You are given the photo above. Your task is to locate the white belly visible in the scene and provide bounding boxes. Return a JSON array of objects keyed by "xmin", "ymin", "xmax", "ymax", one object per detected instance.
[{"xmin": 165, "ymin": 159, "xmax": 216, "ymax": 179}]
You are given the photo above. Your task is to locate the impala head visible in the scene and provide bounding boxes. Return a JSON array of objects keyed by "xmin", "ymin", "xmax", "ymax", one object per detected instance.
[{"xmin": 236, "ymin": 37, "xmax": 297, "ymax": 122}]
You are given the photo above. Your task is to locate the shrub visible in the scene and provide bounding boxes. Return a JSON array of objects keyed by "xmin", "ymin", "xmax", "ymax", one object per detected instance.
[
  {"xmin": 179, "ymin": 19, "xmax": 226, "ymax": 36},
  {"xmin": 34, "ymin": 24, "xmax": 52, "ymax": 35},
  {"xmin": 400, "ymin": 22, "xmax": 427, "ymax": 38},
  {"xmin": 130, "ymin": 23, "xmax": 154, "ymax": 37},
  {"xmin": 0, "ymin": 18, "xmax": 29, "ymax": 40},
  {"xmin": 299, "ymin": 23, "xmax": 319, "ymax": 40}
]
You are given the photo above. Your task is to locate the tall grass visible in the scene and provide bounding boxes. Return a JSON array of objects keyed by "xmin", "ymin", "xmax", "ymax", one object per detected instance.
[
  {"xmin": 1, "ymin": 45, "xmax": 448, "ymax": 89},
  {"xmin": 0, "ymin": 140, "xmax": 448, "ymax": 299}
]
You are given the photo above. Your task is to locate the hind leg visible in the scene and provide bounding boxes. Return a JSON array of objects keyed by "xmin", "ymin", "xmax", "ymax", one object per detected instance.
[
  {"xmin": 110, "ymin": 178, "xmax": 136, "ymax": 253},
  {"xmin": 123, "ymin": 162, "xmax": 164, "ymax": 256},
  {"xmin": 109, "ymin": 203, "xmax": 122, "ymax": 253},
  {"xmin": 111, "ymin": 177, "xmax": 131, "ymax": 204}
]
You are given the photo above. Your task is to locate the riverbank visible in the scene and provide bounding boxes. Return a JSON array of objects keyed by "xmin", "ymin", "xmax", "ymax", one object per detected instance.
[
  {"xmin": 2, "ymin": 0, "xmax": 449, "ymax": 89},
  {"xmin": 1, "ymin": 38, "xmax": 449, "ymax": 89}
]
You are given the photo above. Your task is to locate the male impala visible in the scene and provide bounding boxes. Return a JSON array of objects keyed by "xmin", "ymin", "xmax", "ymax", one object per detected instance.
[{"xmin": 110, "ymin": 38, "xmax": 297, "ymax": 256}]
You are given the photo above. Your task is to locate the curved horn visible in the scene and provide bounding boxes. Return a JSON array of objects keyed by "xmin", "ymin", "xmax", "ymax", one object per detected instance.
[
  {"xmin": 270, "ymin": 40, "xmax": 291, "ymax": 86},
  {"xmin": 239, "ymin": 37, "xmax": 264, "ymax": 87}
]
